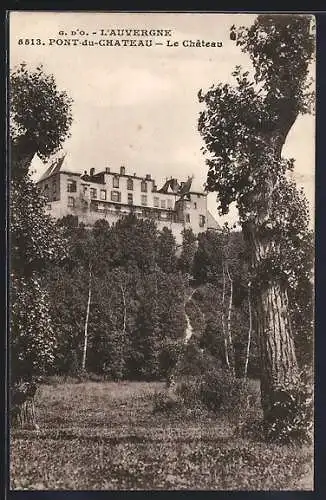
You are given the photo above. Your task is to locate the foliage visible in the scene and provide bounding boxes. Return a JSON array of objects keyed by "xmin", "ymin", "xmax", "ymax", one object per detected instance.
[
  {"xmin": 10, "ymin": 274, "xmax": 57, "ymax": 382},
  {"xmin": 263, "ymin": 370, "xmax": 314, "ymax": 444},
  {"xmin": 199, "ymin": 15, "xmax": 314, "ymax": 218},
  {"xmin": 177, "ymin": 228, "xmax": 197, "ymax": 275},
  {"xmin": 11, "ymin": 175, "xmax": 67, "ymax": 277},
  {"xmin": 10, "ymin": 63, "xmax": 73, "ymax": 178},
  {"xmin": 159, "ymin": 339, "xmax": 184, "ymax": 379},
  {"xmin": 152, "ymin": 389, "xmax": 184, "ymax": 415},
  {"xmin": 10, "ymin": 64, "xmax": 72, "ymax": 387},
  {"xmin": 156, "ymin": 227, "xmax": 178, "ymax": 273},
  {"xmin": 198, "ymin": 14, "xmax": 314, "ymax": 429},
  {"xmin": 10, "ymin": 175, "xmax": 67, "ymax": 383},
  {"xmin": 177, "ymin": 368, "xmax": 254, "ymax": 417}
]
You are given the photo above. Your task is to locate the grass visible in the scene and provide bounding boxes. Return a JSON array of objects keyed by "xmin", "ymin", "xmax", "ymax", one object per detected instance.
[{"xmin": 10, "ymin": 380, "xmax": 314, "ymax": 490}]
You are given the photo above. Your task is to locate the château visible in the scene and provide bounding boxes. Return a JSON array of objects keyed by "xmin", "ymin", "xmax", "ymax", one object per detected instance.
[{"xmin": 36, "ymin": 155, "xmax": 220, "ymax": 244}]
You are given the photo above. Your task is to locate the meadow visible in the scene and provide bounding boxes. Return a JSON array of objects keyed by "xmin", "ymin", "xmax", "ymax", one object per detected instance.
[{"xmin": 10, "ymin": 379, "xmax": 314, "ymax": 491}]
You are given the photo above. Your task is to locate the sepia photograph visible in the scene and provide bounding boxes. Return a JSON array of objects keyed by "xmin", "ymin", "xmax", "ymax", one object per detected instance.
[{"xmin": 8, "ymin": 11, "xmax": 315, "ymax": 490}]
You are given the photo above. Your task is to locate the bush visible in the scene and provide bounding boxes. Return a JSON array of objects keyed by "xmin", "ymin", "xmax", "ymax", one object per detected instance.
[
  {"xmin": 176, "ymin": 342, "xmax": 217, "ymax": 377},
  {"xmin": 264, "ymin": 370, "xmax": 313, "ymax": 444},
  {"xmin": 177, "ymin": 368, "xmax": 254, "ymax": 417},
  {"xmin": 152, "ymin": 390, "xmax": 184, "ymax": 414}
]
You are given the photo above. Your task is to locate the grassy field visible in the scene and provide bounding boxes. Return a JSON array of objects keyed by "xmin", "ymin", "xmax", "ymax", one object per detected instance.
[{"xmin": 10, "ymin": 380, "xmax": 314, "ymax": 490}]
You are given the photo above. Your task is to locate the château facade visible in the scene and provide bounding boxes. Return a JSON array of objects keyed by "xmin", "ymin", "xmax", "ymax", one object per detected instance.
[{"xmin": 37, "ymin": 156, "xmax": 220, "ymax": 244}]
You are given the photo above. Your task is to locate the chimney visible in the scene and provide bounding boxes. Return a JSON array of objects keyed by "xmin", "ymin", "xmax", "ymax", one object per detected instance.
[
  {"xmin": 105, "ymin": 167, "xmax": 110, "ymax": 174},
  {"xmin": 90, "ymin": 167, "xmax": 95, "ymax": 176},
  {"xmin": 145, "ymin": 174, "xmax": 151, "ymax": 180},
  {"xmin": 120, "ymin": 166, "xmax": 126, "ymax": 175},
  {"xmin": 133, "ymin": 173, "xmax": 136, "ymax": 177}
]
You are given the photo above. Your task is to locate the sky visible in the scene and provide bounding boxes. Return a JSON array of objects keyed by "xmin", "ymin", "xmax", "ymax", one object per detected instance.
[{"xmin": 9, "ymin": 11, "xmax": 315, "ymax": 227}]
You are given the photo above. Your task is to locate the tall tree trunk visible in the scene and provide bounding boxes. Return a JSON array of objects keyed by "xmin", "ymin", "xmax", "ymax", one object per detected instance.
[
  {"xmin": 82, "ymin": 265, "xmax": 92, "ymax": 371},
  {"xmin": 244, "ymin": 223, "xmax": 299, "ymax": 420},
  {"xmin": 120, "ymin": 284, "xmax": 126, "ymax": 336},
  {"xmin": 221, "ymin": 262, "xmax": 230, "ymax": 370},
  {"xmin": 244, "ymin": 281, "xmax": 252, "ymax": 379},
  {"xmin": 225, "ymin": 262, "xmax": 235, "ymax": 376}
]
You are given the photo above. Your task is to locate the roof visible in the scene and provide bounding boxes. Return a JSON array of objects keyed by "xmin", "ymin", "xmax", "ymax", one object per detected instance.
[
  {"xmin": 207, "ymin": 210, "xmax": 221, "ymax": 231},
  {"xmin": 178, "ymin": 176, "xmax": 193, "ymax": 197},
  {"xmin": 157, "ymin": 178, "xmax": 180, "ymax": 194},
  {"xmin": 38, "ymin": 154, "xmax": 66, "ymax": 182}
]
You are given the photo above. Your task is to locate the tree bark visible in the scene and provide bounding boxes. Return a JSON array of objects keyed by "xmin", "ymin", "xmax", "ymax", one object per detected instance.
[
  {"xmin": 225, "ymin": 262, "xmax": 235, "ymax": 376},
  {"xmin": 221, "ymin": 262, "xmax": 230, "ymax": 370},
  {"xmin": 244, "ymin": 224, "xmax": 299, "ymax": 419},
  {"xmin": 244, "ymin": 281, "xmax": 252, "ymax": 379},
  {"xmin": 256, "ymin": 280, "xmax": 298, "ymax": 415},
  {"xmin": 82, "ymin": 265, "xmax": 92, "ymax": 371}
]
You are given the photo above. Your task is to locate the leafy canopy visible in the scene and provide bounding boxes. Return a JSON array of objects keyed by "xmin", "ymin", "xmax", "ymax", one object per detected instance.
[
  {"xmin": 10, "ymin": 63, "xmax": 73, "ymax": 177},
  {"xmin": 198, "ymin": 15, "xmax": 315, "ymax": 219}
]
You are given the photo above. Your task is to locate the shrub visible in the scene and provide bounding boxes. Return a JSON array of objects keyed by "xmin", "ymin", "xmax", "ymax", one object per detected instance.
[
  {"xmin": 177, "ymin": 368, "xmax": 254, "ymax": 417},
  {"xmin": 176, "ymin": 342, "xmax": 217, "ymax": 377},
  {"xmin": 264, "ymin": 370, "xmax": 313, "ymax": 444},
  {"xmin": 152, "ymin": 390, "xmax": 184, "ymax": 415}
]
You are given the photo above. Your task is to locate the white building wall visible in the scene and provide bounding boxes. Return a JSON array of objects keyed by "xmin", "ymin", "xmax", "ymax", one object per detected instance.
[{"xmin": 39, "ymin": 168, "xmax": 218, "ymax": 244}]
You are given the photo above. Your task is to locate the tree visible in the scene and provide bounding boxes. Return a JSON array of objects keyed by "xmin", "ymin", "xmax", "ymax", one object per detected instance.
[
  {"xmin": 10, "ymin": 63, "xmax": 73, "ymax": 179},
  {"xmin": 11, "ymin": 175, "xmax": 67, "ymax": 278},
  {"xmin": 10, "ymin": 64, "xmax": 72, "ymax": 426},
  {"xmin": 156, "ymin": 227, "xmax": 177, "ymax": 273},
  {"xmin": 198, "ymin": 15, "xmax": 314, "ymax": 428},
  {"xmin": 109, "ymin": 214, "xmax": 158, "ymax": 273},
  {"xmin": 178, "ymin": 228, "xmax": 197, "ymax": 276}
]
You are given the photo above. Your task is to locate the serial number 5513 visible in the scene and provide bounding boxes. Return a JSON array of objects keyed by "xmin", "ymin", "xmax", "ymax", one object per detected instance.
[{"xmin": 18, "ymin": 39, "xmax": 42, "ymax": 45}]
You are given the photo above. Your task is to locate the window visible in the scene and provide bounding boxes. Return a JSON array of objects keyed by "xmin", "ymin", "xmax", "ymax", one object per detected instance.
[
  {"xmin": 68, "ymin": 196, "xmax": 75, "ymax": 207},
  {"xmin": 199, "ymin": 215, "xmax": 206, "ymax": 227},
  {"xmin": 154, "ymin": 197, "xmax": 159, "ymax": 208},
  {"xmin": 90, "ymin": 188, "xmax": 97, "ymax": 199},
  {"xmin": 127, "ymin": 178, "xmax": 133, "ymax": 190},
  {"xmin": 67, "ymin": 180, "xmax": 77, "ymax": 192},
  {"xmin": 52, "ymin": 182, "xmax": 57, "ymax": 193},
  {"xmin": 82, "ymin": 185, "xmax": 88, "ymax": 194},
  {"xmin": 100, "ymin": 189, "xmax": 107, "ymax": 200},
  {"xmin": 128, "ymin": 193, "xmax": 133, "ymax": 205},
  {"xmin": 161, "ymin": 199, "xmax": 166, "ymax": 209},
  {"xmin": 185, "ymin": 213, "xmax": 191, "ymax": 223},
  {"xmin": 141, "ymin": 195, "xmax": 147, "ymax": 206},
  {"xmin": 113, "ymin": 176, "xmax": 119, "ymax": 188},
  {"xmin": 167, "ymin": 199, "xmax": 173, "ymax": 209},
  {"xmin": 111, "ymin": 191, "xmax": 121, "ymax": 202},
  {"xmin": 194, "ymin": 202, "xmax": 197, "ymax": 209},
  {"xmin": 141, "ymin": 180, "xmax": 147, "ymax": 193}
]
